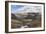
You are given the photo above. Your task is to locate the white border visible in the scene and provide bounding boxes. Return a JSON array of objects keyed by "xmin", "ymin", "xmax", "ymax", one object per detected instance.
[{"xmin": 8, "ymin": 2, "xmax": 44, "ymax": 32}]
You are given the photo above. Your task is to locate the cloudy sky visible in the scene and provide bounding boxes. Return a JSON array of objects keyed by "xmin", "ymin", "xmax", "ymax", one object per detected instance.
[{"xmin": 11, "ymin": 5, "xmax": 42, "ymax": 14}]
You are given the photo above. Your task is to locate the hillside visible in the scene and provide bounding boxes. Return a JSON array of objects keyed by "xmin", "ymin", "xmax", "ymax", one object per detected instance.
[{"xmin": 11, "ymin": 12, "xmax": 41, "ymax": 28}]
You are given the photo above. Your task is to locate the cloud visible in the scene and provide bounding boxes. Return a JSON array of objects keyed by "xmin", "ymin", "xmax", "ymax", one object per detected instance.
[
  {"xmin": 11, "ymin": 5, "xmax": 42, "ymax": 14},
  {"xmin": 11, "ymin": 5, "xmax": 24, "ymax": 13}
]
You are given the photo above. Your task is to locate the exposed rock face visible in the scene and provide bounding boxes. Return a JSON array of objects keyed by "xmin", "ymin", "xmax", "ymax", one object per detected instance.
[
  {"xmin": 11, "ymin": 12, "xmax": 40, "ymax": 19},
  {"xmin": 11, "ymin": 13, "xmax": 16, "ymax": 19},
  {"xmin": 15, "ymin": 12, "xmax": 28, "ymax": 19}
]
